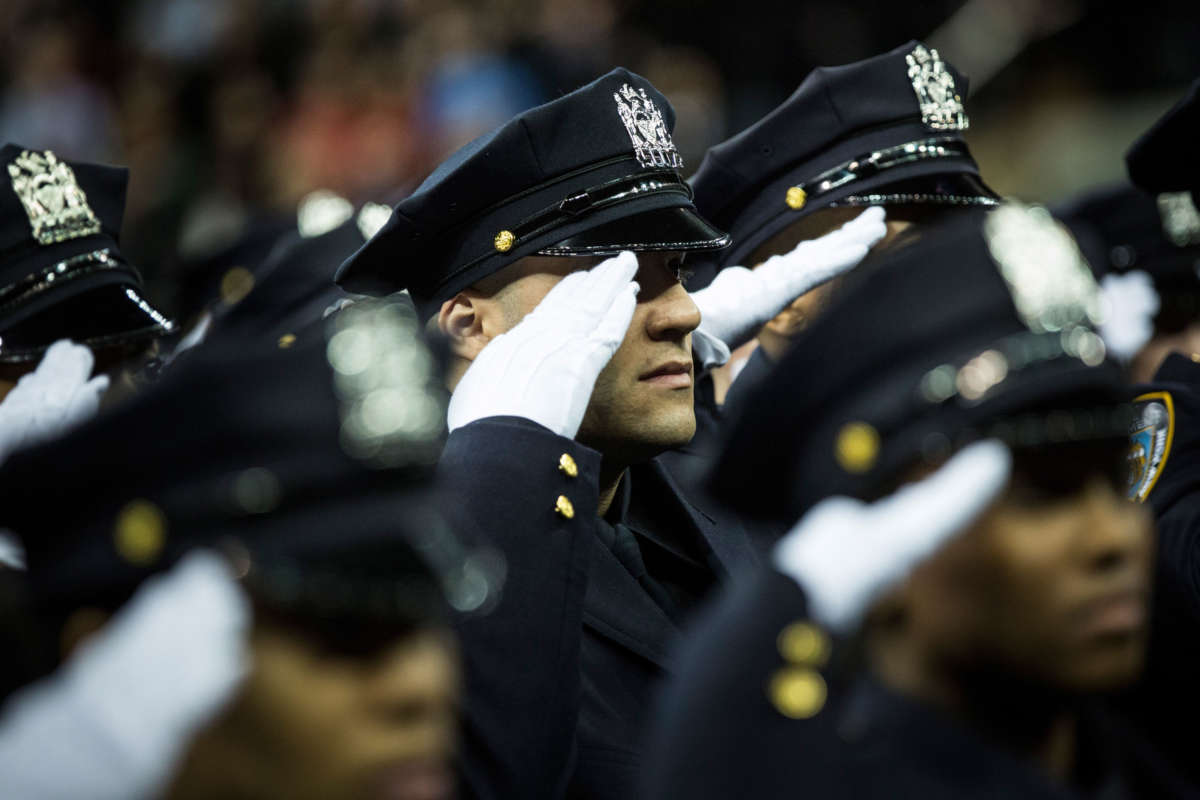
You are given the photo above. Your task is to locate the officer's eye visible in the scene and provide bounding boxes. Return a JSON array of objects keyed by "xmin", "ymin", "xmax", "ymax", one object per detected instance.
[{"xmin": 666, "ymin": 256, "xmax": 693, "ymax": 285}]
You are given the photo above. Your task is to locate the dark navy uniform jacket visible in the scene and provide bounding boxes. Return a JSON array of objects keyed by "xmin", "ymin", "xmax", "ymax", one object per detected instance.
[
  {"xmin": 438, "ymin": 415, "xmax": 758, "ymax": 800},
  {"xmin": 1113, "ymin": 353, "xmax": 1200, "ymax": 792},
  {"xmin": 641, "ymin": 566, "xmax": 1191, "ymax": 800}
]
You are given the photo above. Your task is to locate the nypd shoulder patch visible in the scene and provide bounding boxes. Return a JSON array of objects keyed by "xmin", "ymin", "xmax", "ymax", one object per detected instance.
[{"xmin": 1128, "ymin": 391, "xmax": 1175, "ymax": 503}]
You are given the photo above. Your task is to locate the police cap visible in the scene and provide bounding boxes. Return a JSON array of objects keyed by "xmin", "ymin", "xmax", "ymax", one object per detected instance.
[
  {"xmin": 689, "ymin": 41, "xmax": 998, "ymax": 284},
  {"xmin": 0, "ymin": 299, "xmax": 496, "ymax": 630},
  {"xmin": 0, "ymin": 144, "xmax": 174, "ymax": 365},
  {"xmin": 335, "ymin": 68, "xmax": 729, "ymax": 320},
  {"xmin": 709, "ymin": 204, "xmax": 1130, "ymax": 524}
]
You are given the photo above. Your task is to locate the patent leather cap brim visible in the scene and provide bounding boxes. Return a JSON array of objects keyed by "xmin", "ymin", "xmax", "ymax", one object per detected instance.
[
  {"xmin": 537, "ymin": 206, "xmax": 730, "ymax": 257},
  {"xmin": 0, "ymin": 280, "xmax": 174, "ymax": 364}
]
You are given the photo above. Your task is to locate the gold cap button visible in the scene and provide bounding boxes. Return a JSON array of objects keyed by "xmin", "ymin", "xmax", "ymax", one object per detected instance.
[
  {"xmin": 555, "ymin": 495, "xmax": 575, "ymax": 519},
  {"xmin": 219, "ymin": 266, "xmax": 255, "ymax": 306},
  {"xmin": 777, "ymin": 622, "xmax": 830, "ymax": 666},
  {"xmin": 494, "ymin": 230, "xmax": 515, "ymax": 252},
  {"xmin": 114, "ymin": 499, "xmax": 167, "ymax": 566},
  {"xmin": 277, "ymin": 333, "xmax": 297, "ymax": 349},
  {"xmin": 558, "ymin": 453, "xmax": 579, "ymax": 478},
  {"xmin": 785, "ymin": 186, "xmax": 807, "ymax": 210},
  {"xmin": 768, "ymin": 667, "xmax": 827, "ymax": 719},
  {"xmin": 835, "ymin": 421, "xmax": 880, "ymax": 473}
]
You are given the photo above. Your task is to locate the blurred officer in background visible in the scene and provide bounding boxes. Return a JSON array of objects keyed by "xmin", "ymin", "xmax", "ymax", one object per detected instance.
[
  {"xmin": 0, "ymin": 299, "xmax": 484, "ymax": 800},
  {"xmin": 335, "ymin": 67, "xmax": 882, "ymax": 799},
  {"xmin": 178, "ymin": 192, "xmax": 395, "ymax": 356},
  {"xmin": 642, "ymin": 203, "xmax": 1190, "ymax": 798},
  {"xmin": 686, "ymin": 41, "xmax": 999, "ymax": 409},
  {"xmin": 1059, "ymin": 78, "xmax": 1200, "ymax": 792}
]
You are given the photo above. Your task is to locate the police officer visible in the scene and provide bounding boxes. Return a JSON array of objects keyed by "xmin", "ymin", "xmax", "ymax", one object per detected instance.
[
  {"xmin": 0, "ymin": 298, "xmax": 479, "ymax": 800},
  {"xmin": 686, "ymin": 41, "xmax": 1000, "ymax": 410},
  {"xmin": 1063, "ymin": 78, "xmax": 1200, "ymax": 791},
  {"xmin": 0, "ymin": 144, "xmax": 176, "ymax": 544},
  {"xmin": 334, "ymin": 67, "xmax": 883, "ymax": 798},
  {"xmin": 642, "ymin": 204, "xmax": 1188, "ymax": 798}
]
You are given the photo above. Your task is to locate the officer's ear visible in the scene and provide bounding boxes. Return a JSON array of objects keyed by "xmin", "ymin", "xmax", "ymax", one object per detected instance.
[{"xmin": 437, "ymin": 291, "xmax": 492, "ymax": 363}]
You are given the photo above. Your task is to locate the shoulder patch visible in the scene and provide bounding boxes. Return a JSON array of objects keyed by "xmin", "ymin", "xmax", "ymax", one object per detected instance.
[{"xmin": 1128, "ymin": 391, "xmax": 1175, "ymax": 502}]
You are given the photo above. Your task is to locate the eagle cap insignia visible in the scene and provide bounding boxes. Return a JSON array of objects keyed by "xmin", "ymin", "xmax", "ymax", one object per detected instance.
[
  {"xmin": 7, "ymin": 149, "xmax": 101, "ymax": 245},
  {"xmin": 613, "ymin": 83, "xmax": 683, "ymax": 170},
  {"xmin": 906, "ymin": 44, "xmax": 969, "ymax": 131}
]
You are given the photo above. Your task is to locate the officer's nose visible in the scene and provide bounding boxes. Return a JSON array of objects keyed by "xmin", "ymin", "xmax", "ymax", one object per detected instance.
[
  {"xmin": 637, "ymin": 255, "xmax": 701, "ymax": 342},
  {"xmin": 1077, "ymin": 479, "xmax": 1153, "ymax": 577}
]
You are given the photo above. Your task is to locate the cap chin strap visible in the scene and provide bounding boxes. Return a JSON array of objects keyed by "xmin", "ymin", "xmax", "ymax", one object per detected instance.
[
  {"xmin": 509, "ymin": 169, "xmax": 694, "ymax": 255},
  {"xmin": 797, "ymin": 136, "xmax": 995, "ymax": 206}
]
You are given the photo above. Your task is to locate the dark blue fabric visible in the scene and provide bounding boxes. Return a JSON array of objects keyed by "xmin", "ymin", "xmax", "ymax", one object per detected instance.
[{"xmin": 440, "ymin": 416, "xmax": 758, "ymax": 799}]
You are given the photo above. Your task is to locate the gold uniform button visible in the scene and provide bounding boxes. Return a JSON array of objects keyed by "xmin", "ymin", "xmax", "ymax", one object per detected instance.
[
  {"xmin": 785, "ymin": 186, "xmax": 807, "ymax": 210},
  {"xmin": 777, "ymin": 622, "xmax": 830, "ymax": 667},
  {"xmin": 494, "ymin": 230, "xmax": 515, "ymax": 252},
  {"xmin": 277, "ymin": 333, "xmax": 297, "ymax": 349},
  {"xmin": 114, "ymin": 499, "xmax": 167, "ymax": 566},
  {"xmin": 768, "ymin": 667, "xmax": 827, "ymax": 719},
  {"xmin": 555, "ymin": 495, "xmax": 575, "ymax": 519},
  {"xmin": 219, "ymin": 266, "xmax": 255, "ymax": 306},
  {"xmin": 558, "ymin": 453, "xmax": 579, "ymax": 478},
  {"xmin": 835, "ymin": 421, "xmax": 880, "ymax": 473}
]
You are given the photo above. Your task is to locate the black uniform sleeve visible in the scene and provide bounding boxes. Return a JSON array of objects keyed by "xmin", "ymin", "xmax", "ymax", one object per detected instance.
[
  {"xmin": 439, "ymin": 416, "xmax": 601, "ymax": 800},
  {"xmin": 640, "ymin": 567, "xmax": 845, "ymax": 800}
]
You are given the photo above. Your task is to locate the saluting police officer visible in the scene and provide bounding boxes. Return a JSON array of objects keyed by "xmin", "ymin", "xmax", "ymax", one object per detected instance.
[
  {"xmin": 686, "ymin": 41, "xmax": 999, "ymax": 411},
  {"xmin": 0, "ymin": 143, "xmax": 175, "ymax": 389},
  {"xmin": 0, "ymin": 299, "xmax": 474, "ymax": 800},
  {"xmin": 334, "ymin": 68, "xmax": 882, "ymax": 799},
  {"xmin": 1061, "ymin": 78, "xmax": 1200, "ymax": 792},
  {"xmin": 643, "ymin": 203, "xmax": 1189, "ymax": 798}
]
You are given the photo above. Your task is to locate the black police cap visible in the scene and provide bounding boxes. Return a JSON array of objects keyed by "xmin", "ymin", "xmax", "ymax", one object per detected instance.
[
  {"xmin": 0, "ymin": 144, "xmax": 174, "ymax": 364},
  {"xmin": 206, "ymin": 202, "xmax": 393, "ymax": 346},
  {"xmin": 709, "ymin": 204, "xmax": 1130, "ymax": 524},
  {"xmin": 0, "ymin": 298, "xmax": 497, "ymax": 628},
  {"xmin": 335, "ymin": 68, "xmax": 729, "ymax": 320},
  {"xmin": 1056, "ymin": 181, "xmax": 1200, "ymax": 282},
  {"xmin": 1057, "ymin": 181, "xmax": 1200, "ymax": 333},
  {"xmin": 689, "ymin": 41, "xmax": 998, "ymax": 282},
  {"xmin": 1127, "ymin": 77, "xmax": 1200, "ymax": 195}
]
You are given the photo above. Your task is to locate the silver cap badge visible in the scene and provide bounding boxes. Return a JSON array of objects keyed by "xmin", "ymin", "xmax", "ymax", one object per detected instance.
[
  {"xmin": 613, "ymin": 84, "xmax": 683, "ymax": 170},
  {"xmin": 906, "ymin": 44, "xmax": 969, "ymax": 131},
  {"xmin": 984, "ymin": 203, "xmax": 1104, "ymax": 335},
  {"xmin": 7, "ymin": 149, "xmax": 102, "ymax": 245},
  {"xmin": 1156, "ymin": 191, "xmax": 1200, "ymax": 247}
]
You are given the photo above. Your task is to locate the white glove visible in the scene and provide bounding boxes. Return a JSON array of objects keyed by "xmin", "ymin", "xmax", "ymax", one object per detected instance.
[
  {"xmin": 0, "ymin": 551, "xmax": 251, "ymax": 800},
  {"xmin": 1099, "ymin": 270, "xmax": 1160, "ymax": 362},
  {"xmin": 447, "ymin": 251, "xmax": 639, "ymax": 438},
  {"xmin": 773, "ymin": 439, "xmax": 1012, "ymax": 632},
  {"xmin": 0, "ymin": 340, "xmax": 110, "ymax": 465},
  {"xmin": 689, "ymin": 206, "xmax": 888, "ymax": 350}
]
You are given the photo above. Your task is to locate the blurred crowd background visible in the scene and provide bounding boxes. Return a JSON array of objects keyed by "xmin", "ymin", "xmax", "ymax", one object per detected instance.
[{"xmin": 1, "ymin": 0, "xmax": 1197, "ymax": 320}]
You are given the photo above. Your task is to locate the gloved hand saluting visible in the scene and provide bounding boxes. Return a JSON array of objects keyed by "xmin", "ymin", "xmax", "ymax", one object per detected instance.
[
  {"xmin": 0, "ymin": 551, "xmax": 251, "ymax": 800},
  {"xmin": 690, "ymin": 206, "xmax": 888, "ymax": 354},
  {"xmin": 0, "ymin": 340, "xmax": 110, "ymax": 465},
  {"xmin": 447, "ymin": 251, "xmax": 639, "ymax": 438},
  {"xmin": 773, "ymin": 439, "xmax": 1012, "ymax": 633}
]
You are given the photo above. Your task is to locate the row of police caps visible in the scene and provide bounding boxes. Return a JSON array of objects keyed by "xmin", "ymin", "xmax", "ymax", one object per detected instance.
[{"xmin": 0, "ymin": 42, "xmax": 1196, "ymax": 663}]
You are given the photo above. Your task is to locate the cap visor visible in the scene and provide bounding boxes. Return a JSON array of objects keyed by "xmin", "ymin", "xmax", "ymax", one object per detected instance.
[
  {"xmin": 0, "ymin": 279, "xmax": 174, "ymax": 363},
  {"xmin": 537, "ymin": 206, "xmax": 730, "ymax": 257}
]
